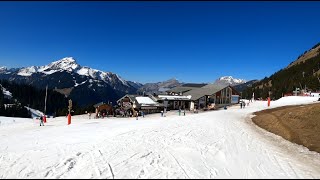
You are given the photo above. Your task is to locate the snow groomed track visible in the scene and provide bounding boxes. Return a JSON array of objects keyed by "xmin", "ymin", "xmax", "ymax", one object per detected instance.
[{"xmin": 0, "ymin": 96, "xmax": 319, "ymax": 178}]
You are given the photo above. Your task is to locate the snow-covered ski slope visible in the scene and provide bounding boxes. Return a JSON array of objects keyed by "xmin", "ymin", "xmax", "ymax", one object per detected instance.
[{"xmin": 0, "ymin": 96, "xmax": 319, "ymax": 179}]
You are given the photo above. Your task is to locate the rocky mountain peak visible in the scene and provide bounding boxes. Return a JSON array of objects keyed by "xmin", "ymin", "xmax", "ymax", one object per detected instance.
[
  {"xmin": 47, "ymin": 57, "xmax": 79, "ymax": 72},
  {"xmin": 216, "ymin": 76, "xmax": 247, "ymax": 85}
]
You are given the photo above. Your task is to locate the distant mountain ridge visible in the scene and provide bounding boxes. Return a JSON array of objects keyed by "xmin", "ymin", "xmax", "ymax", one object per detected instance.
[
  {"xmin": 137, "ymin": 78, "xmax": 183, "ymax": 95},
  {"xmin": 0, "ymin": 57, "xmax": 259, "ymax": 106},
  {"xmin": 137, "ymin": 76, "xmax": 255, "ymax": 95},
  {"xmin": 233, "ymin": 80, "xmax": 259, "ymax": 93}
]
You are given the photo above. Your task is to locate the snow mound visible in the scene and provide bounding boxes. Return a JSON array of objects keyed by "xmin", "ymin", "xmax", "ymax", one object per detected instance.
[{"xmin": 273, "ymin": 96, "xmax": 318, "ymax": 106}]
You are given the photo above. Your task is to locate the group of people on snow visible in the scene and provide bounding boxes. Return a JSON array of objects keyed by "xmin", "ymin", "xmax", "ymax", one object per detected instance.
[{"xmin": 240, "ymin": 100, "xmax": 250, "ymax": 109}]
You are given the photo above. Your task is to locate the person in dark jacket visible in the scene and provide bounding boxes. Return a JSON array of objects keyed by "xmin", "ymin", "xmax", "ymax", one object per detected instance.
[{"xmin": 40, "ymin": 115, "xmax": 44, "ymax": 126}]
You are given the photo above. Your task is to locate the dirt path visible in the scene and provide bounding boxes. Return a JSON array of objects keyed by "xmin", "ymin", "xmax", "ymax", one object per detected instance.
[{"xmin": 252, "ymin": 103, "xmax": 320, "ymax": 153}]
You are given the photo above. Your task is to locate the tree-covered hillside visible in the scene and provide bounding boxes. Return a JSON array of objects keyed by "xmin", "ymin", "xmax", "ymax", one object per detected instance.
[
  {"xmin": 0, "ymin": 80, "xmax": 95, "ymax": 117},
  {"xmin": 242, "ymin": 44, "xmax": 320, "ymax": 100}
]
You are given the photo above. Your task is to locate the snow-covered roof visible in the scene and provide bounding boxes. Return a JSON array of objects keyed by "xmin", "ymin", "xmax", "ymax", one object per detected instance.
[{"xmin": 136, "ymin": 97, "xmax": 158, "ymax": 105}]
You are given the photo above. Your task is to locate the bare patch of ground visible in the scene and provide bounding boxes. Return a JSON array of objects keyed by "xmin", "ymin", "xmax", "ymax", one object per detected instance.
[{"xmin": 252, "ymin": 103, "xmax": 320, "ymax": 153}]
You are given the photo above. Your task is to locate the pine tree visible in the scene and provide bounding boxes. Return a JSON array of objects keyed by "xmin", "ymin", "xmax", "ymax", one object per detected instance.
[
  {"xmin": 243, "ymin": 48, "xmax": 320, "ymax": 100},
  {"xmin": 0, "ymin": 85, "xmax": 4, "ymax": 116}
]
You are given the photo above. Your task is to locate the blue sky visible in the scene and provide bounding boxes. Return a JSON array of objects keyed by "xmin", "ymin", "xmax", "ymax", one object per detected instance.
[{"xmin": 0, "ymin": 1, "xmax": 320, "ymax": 84}]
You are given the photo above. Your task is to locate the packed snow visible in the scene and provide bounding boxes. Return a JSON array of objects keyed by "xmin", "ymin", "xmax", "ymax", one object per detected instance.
[
  {"xmin": 0, "ymin": 96, "xmax": 320, "ymax": 179},
  {"xmin": 1, "ymin": 87, "xmax": 12, "ymax": 99}
]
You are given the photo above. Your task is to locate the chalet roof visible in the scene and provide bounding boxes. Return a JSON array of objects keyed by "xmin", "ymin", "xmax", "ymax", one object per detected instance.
[
  {"xmin": 166, "ymin": 86, "xmax": 197, "ymax": 93},
  {"xmin": 116, "ymin": 94, "xmax": 139, "ymax": 104},
  {"xmin": 183, "ymin": 84, "xmax": 229, "ymax": 101},
  {"xmin": 201, "ymin": 84, "xmax": 228, "ymax": 89}
]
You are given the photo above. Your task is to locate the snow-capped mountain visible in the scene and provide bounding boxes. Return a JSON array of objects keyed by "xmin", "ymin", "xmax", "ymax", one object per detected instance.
[
  {"xmin": 233, "ymin": 79, "xmax": 259, "ymax": 92},
  {"xmin": 0, "ymin": 57, "xmax": 142, "ymax": 106},
  {"xmin": 0, "ymin": 67, "xmax": 11, "ymax": 74},
  {"xmin": 213, "ymin": 76, "xmax": 247, "ymax": 86},
  {"xmin": 0, "ymin": 66, "xmax": 7, "ymax": 71},
  {"xmin": 16, "ymin": 57, "xmax": 79, "ymax": 76},
  {"xmin": 14, "ymin": 57, "xmax": 130, "ymax": 86}
]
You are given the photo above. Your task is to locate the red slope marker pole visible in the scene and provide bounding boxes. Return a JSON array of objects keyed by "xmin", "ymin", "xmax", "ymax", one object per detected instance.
[{"xmin": 68, "ymin": 113, "xmax": 71, "ymax": 125}]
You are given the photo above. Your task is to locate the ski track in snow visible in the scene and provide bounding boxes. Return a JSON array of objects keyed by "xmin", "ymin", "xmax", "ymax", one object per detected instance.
[{"xmin": 0, "ymin": 97, "xmax": 320, "ymax": 178}]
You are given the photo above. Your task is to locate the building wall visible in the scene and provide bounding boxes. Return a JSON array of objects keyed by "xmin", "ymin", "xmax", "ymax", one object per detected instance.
[
  {"xmin": 215, "ymin": 87, "xmax": 233, "ymax": 104},
  {"xmin": 190, "ymin": 101, "xmax": 195, "ymax": 111},
  {"xmin": 95, "ymin": 104, "xmax": 114, "ymax": 116}
]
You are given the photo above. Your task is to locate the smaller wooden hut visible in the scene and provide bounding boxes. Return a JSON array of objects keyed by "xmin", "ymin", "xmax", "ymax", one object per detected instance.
[{"xmin": 93, "ymin": 102, "xmax": 114, "ymax": 117}]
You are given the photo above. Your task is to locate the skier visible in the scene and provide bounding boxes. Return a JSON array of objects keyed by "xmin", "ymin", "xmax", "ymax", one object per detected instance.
[
  {"xmin": 142, "ymin": 111, "xmax": 145, "ymax": 118},
  {"xmin": 136, "ymin": 110, "xmax": 139, "ymax": 120},
  {"xmin": 40, "ymin": 115, "xmax": 44, "ymax": 126},
  {"xmin": 240, "ymin": 101, "xmax": 243, "ymax": 109},
  {"xmin": 183, "ymin": 109, "xmax": 186, "ymax": 116}
]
